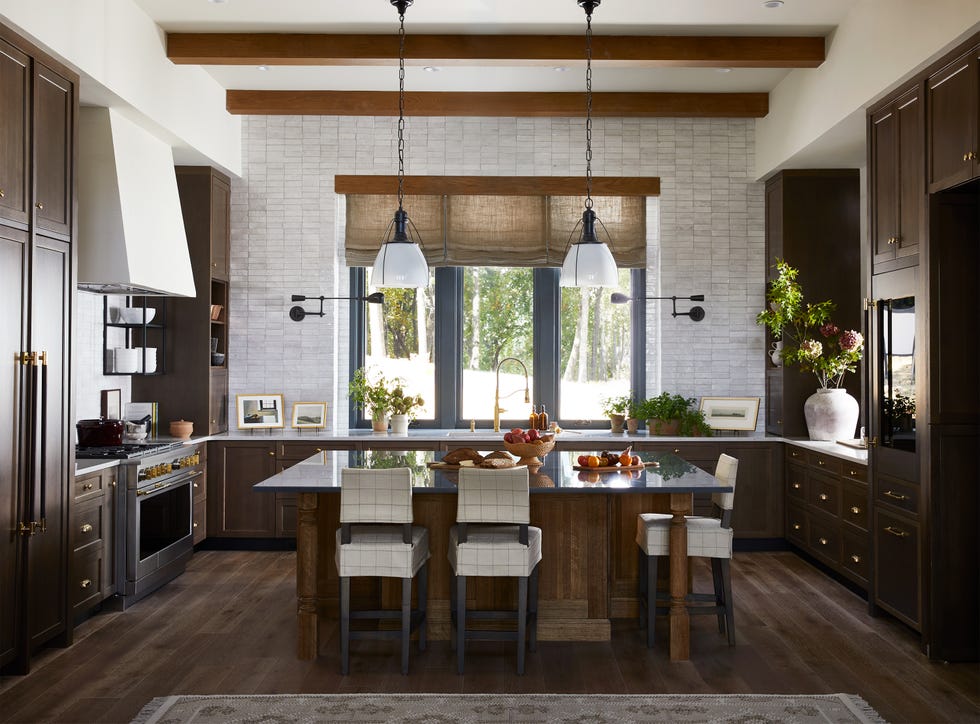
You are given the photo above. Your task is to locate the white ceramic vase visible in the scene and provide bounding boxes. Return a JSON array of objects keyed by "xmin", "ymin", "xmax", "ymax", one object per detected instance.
[
  {"xmin": 390, "ymin": 413, "xmax": 409, "ymax": 434},
  {"xmin": 804, "ymin": 388, "xmax": 859, "ymax": 441},
  {"xmin": 770, "ymin": 340, "xmax": 783, "ymax": 367}
]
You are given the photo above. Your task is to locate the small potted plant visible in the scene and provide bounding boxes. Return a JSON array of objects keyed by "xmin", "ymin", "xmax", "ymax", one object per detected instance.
[
  {"xmin": 638, "ymin": 392, "xmax": 695, "ymax": 436},
  {"xmin": 600, "ymin": 394, "xmax": 632, "ymax": 433},
  {"xmin": 349, "ymin": 367, "xmax": 393, "ymax": 432},
  {"xmin": 626, "ymin": 398, "xmax": 644, "ymax": 435},
  {"xmin": 678, "ymin": 407, "xmax": 713, "ymax": 437},
  {"xmin": 388, "ymin": 385, "xmax": 425, "ymax": 434}
]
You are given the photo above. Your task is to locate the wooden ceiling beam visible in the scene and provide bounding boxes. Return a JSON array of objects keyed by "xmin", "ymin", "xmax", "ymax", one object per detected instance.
[
  {"xmin": 168, "ymin": 33, "xmax": 824, "ymax": 68},
  {"xmin": 226, "ymin": 90, "xmax": 768, "ymax": 118},
  {"xmin": 333, "ymin": 175, "xmax": 660, "ymax": 196}
]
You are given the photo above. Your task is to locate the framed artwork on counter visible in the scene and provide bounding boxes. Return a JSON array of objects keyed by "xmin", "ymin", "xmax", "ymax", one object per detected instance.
[
  {"xmin": 292, "ymin": 402, "xmax": 327, "ymax": 429},
  {"xmin": 699, "ymin": 396, "xmax": 760, "ymax": 432},
  {"xmin": 236, "ymin": 394, "xmax": 285, "ymax": 429}
]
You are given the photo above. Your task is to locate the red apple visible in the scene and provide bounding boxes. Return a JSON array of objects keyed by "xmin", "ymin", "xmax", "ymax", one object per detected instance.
[
  {"xmin": 511, "ymin": 427, "xmax": 523, "ymax": 435},
  {"xmin": 577, "ymin": 455, "xmax": 588, "ymax": 466}
]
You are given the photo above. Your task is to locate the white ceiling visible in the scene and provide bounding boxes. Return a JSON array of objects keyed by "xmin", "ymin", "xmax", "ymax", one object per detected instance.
[{"xmin": 134, "ymin": 0, "xmax": 860, "ymax": 94}]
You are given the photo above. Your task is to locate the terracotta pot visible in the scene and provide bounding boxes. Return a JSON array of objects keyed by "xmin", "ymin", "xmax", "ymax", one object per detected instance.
[
  {"xmin": 609, "ymin": 413, "xmax": 625, "ymax": 433},
  {"xmin": 647, "ymin": 417, "xmax": 680, "ymax": 436},
  {"xmin": 626, "ymin": 418, "xmax": 640, "ymax": 435},
  {"xmin": 371, "ymin": 414, "xmax": 390, "ymax": 433},
  {"xmin": 169, "ymin": 419, "xmax": 193, "ymax": 439}
]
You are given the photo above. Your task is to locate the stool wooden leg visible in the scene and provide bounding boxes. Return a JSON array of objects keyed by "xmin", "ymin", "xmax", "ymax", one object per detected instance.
[
  {"xmin": 456, "ymin": 575, "xmax": 467, "ymax": 675},
  {"xmin": 711, "ymin": 558, "xmax": 725, "ymax": 634},
  {"xmin": 449, "ymin": 572, "xmax": 457, "ymax": 652},
  {"xmin": 418, "ymin": 560, "xmax": 428, "ymax": 652},
  {"xmin": 528, "ymin": 565, "xmax": 539, "ymax": 652},
  {"xmin": 721, "ymin": 559, "xmax": 735, "ymax": 646},
  {"xmin": 339, "ymin": 576, "xmax": 351, "ymax": 675},
  {"xmin": 517, "ymin": 576, "xmax": 528, "ymax": 675},
  {"xmin": 646, "ymin": 552, "xmax": 658, "ymax": 648},
  {"xmin": 401, "ymin": 576, "xmax": 411, "ymax": 675},
  {"xmin": 637, "ymin": 547, "xmax": 647, "ymax": 629}
]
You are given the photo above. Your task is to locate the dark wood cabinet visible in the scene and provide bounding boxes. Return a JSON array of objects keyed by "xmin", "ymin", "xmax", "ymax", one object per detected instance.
[
  {"xmin": 132, "ymin": 167, "xmax": 231, "ymax": 437},
  {"xmin": 784, "ymin": 445, "xmax": 869, "ymax": 590},
  {"xmin": 0, "ymin": 20, "xmax": 78, "ymax": 673},
  {"xmin": 207, "ymin": 441, "xmax": 278, "ymax": 538},
  {"xmin": 870, "ymin": 84, "xmax": 923, "ymax": 272},
  {"xmin": 927, "ymin": 45, "xmax": 979, "ymax": 193},
  {"xmin": 764, "ymin": 170, "xmax": 862, "ymax": 436},
  {"xmin": 873, "ymin": 508, "xmax": 920, "ymax": 627},
  {"xmin": 0, "ymin": 38, "xmax": 30, "ymax": 227},
  {"xmin": 70, "ymin": 468, "xmax": 117, "ymax": 615}
]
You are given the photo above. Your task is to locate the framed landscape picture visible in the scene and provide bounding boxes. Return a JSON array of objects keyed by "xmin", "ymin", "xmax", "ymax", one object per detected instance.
[
  {"xmin": 699, "ymin": 397, "xmax": 760, "ymax": 432},
  {"xmin": 292, "ymin": 401, "xmax": 326, "ymax": 429},
  {"xmin": 236, "ymin": 394, "xmax": 285, "ymax": 429}
]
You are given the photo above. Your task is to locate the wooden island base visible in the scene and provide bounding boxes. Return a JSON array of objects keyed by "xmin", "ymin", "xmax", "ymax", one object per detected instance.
[{"xmin": 295, "ymin": 490, "xmax": 694, "ymax": 661}]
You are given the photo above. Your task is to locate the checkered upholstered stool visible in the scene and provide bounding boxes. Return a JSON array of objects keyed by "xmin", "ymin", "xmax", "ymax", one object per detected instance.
[
  {"xmin": 448, "ymin": 467, "xmax": 541, "ymax": 675},
  {"xmin": 335, "ymin": 467, "xmax": 429, "ymax": 675},
  {"xmin": 636, "ymin": 453, "xmax": 739, "ymax": 648}
]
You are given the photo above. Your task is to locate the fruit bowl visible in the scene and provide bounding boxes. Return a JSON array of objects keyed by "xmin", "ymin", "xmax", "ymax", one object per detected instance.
[{"xmin": 502, "ymin": 438, "xmax": 555, "ymax": 466}]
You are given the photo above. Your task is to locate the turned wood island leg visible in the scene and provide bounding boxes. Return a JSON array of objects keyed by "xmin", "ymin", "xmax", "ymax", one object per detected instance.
[
  {"xmin": 296, "ymin": 492, "xmax": 319, "ymax": 660},
  {"xmin": 668, "ymin": 493, "xmax": 691, "ymax": 661}
]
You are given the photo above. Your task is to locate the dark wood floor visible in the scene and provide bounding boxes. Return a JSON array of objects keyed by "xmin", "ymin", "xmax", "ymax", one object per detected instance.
[{"xmin": 1, "ymin": 550, "xmax": 977, "ymax": 723}]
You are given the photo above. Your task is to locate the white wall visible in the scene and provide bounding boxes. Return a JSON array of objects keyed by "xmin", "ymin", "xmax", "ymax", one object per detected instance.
[{"xmin": 229, "ymin": 116, "xmax": 766, "ymax": 431}]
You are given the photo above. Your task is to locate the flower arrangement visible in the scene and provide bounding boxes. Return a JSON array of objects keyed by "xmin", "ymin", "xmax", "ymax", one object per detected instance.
[
  {"xmin": 388, "ymin": 385, "xmax": 425, "ymax": 420},
  {"xmin": 349, "ymin": 367, "xmax": 424, "ymax": 421},
  {"xmin": 756, "ymin": 260, "xmax": 864, "ymax": 389}
]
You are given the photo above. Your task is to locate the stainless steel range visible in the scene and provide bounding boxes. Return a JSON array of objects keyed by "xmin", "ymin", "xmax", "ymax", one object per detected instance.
[{"xmin": 77, "ymin": 442, "xmax": 204, "ymax": 608}]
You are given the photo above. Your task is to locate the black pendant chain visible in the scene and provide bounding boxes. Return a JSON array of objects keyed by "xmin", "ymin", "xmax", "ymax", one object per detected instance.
[
  {"xmin": 397, "ymin": 10, "xmax": 406, "ymax": 212},
  {"xmin": 584, "ymin": 7, "xmax": 594, "ymax": 210}
]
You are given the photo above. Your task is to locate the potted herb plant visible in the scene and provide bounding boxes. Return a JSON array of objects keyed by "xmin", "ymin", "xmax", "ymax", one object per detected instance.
[
  {"xmin": 678, "ymin": 408, "xmax": 713, "ymax": 437},
  {"xmin": 626, "ymin": 398, "xmax": 644, "ymax": 435},
  {"xmin": 600, "ymin": 394, "xmax": 632, "ymax": 433},
  {"xmin": 349, "ymin": 367, "xmax": 393, "ymax": 432},
  {"xmin": 756, "ymin": 259, "xmax": 864, "ymax": 441},
  {"xmin": 638, "ymin": 392, "xmax": 696, "ymax": 436},
  {"xmin": 388, "ymin": 385, "xmax": 425, "ymax": 434}
]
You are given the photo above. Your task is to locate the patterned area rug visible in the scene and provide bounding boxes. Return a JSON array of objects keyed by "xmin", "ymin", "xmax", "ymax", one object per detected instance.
[{"xmin": 132, "ymin": 692, "xmax": 886, "ymax": 723}]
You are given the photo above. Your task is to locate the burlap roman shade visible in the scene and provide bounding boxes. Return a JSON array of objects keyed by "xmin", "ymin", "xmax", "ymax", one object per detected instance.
[{"xmin": 344, "ymin": 194, "xmax": 646, "ymax": 268}]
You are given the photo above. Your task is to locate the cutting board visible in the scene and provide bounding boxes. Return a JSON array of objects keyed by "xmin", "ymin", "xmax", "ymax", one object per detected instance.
[{"xmin": 572, "ymin": 462, "xmax": 651, "ymax": 473}]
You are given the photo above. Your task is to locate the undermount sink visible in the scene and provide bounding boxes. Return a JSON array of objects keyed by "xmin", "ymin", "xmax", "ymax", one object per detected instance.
[{"xmin": 445, "ymin": 430, "xmax": 498, "ymax": 437}]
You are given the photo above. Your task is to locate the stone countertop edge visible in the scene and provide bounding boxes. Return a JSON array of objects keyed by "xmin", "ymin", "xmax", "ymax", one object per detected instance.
[{"xmin": 73, "ymin": 431, "xmax": 868, "ymax": 476}]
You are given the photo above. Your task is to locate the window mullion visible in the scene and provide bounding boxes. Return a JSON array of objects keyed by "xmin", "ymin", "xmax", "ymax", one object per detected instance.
[
  {"xmin": 533, "ymin": 267, "xmax": 561, "ymax": 421},
  {"xmin": 435, "ymin": 267, "xmax": 461, "ymax": 428}
]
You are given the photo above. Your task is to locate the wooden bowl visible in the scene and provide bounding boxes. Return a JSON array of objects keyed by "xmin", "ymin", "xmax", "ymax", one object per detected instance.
[{"xmin": 502, "ymin": 438, "xmax": 555, "ymax": 466}]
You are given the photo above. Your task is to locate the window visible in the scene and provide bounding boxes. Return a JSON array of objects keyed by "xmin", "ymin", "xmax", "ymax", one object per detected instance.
[{"xmin": 351, "ymin": 267, "xmax": 645, "ymax": 428}]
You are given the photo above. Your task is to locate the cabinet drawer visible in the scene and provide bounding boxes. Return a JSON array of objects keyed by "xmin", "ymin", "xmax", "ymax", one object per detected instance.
[
  {"xmin": 841, "ymin": 529, "xmax": 870, "ymax": 585},
  {"xmin": 72, "ymin": 497, "xmax": 105, "ymax": 553},
  {"xmin": 841, "ymin": 483, "xmax": 869, "ymax": 531},
  {"xmin": 807, "ymin": 514, "xmax": 840, "ymax": 566},
  {"xmin": 807, "ymin": 452, "xmax": 842, "ymax": 476},
  {"xmin": 785, "ymin": 446, "xmax": 806, "ymax": 463},
  {"xmin": 786, "ymin": 462, "xmax": 807, "ymax": 502},
  {"xmin": 193, "ymin": 497, "xmax": 207, "ymax": 545},
  {"xmin": 787, "ymin": 503, "xmax": 807, "ymax": 546},
  {"xmin": 842, "ymin": 463, "xmax": 867, "ymax": 484},
  {"xmin": 71, "ymin": 545, "xmax": 104, "ymax": 613},
  {"xmin": 279, "ymin": 441, "xmax": 347, "ymax": 461},
  {"xmin": 276, "ymin": 493, "xmax": 297, "ymax": 538},
  {"xmin": 807, "ymin": 471, "xmax": 841, "ymax": 517},
  {"xmin": 74, "ymin": 470, "xmax": 110, "ymax": 502},
  {"xmin": 874, "ymin": 509, "xmax": 920, "ymax": 628},
  {"xmin": 192, "ymin": 476, "xmax": 206, "ymax": 503},
  {"xmin": 876, "ymin": 475, "xmax": 919, "ymax": 516}
]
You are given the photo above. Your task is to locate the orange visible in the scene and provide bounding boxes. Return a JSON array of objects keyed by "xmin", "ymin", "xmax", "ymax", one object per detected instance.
[{"xmin": 586, "ymin": 455, "xmax": 600, "ymax": 468}]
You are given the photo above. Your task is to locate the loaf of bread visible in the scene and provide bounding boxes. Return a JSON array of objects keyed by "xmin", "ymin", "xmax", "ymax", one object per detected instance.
[
  {"xmin": 479, "ymin": 452, "xmax": 517, "ymax": 469},
  {"xmin": 442, "ymin": 447, "xmax": 484, "ymax": 465},
  {"xmin": 483, "ymin": 450, "xmax": 513, "ymax": 461}
]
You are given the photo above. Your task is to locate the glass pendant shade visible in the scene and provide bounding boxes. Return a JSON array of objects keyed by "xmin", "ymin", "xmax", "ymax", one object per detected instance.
[
  {"xmin": 560, "ymin": 239, "xmax": 619, "ymax": 287},
  {"xmin": 371, "ymin": 211, "xmax": 428, "ymax": 287}
]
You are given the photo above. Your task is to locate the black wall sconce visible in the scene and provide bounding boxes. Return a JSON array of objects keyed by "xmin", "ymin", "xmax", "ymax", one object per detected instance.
[
  {"xmin": 289, "ymin": 292, "xmax": 384, "ymax": 322},
  {"xmin": 610, "ymin": 292, "xmax": 706, "ymax": 322}
]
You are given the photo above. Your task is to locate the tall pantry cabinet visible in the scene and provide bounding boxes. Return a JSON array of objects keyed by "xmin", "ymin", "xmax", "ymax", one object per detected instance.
[{"xmin": 0, "ymin": 24, "xmax": 77, "ymax": 673}]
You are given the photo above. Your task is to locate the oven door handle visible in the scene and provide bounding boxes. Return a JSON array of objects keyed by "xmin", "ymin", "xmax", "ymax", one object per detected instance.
[{"xmin": 136, "ymin": 471, "xmax": 202, "ymax": 499}]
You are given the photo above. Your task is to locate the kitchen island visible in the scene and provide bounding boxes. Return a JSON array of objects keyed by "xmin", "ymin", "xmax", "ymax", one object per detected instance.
[{"xmin": 255, "ymin": 448, "xmax": 733, "ymax": 662}]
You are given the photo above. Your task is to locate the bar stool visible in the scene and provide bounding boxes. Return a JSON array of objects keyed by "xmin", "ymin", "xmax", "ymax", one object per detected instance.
[
  {"xmin": 335, "ymin": 467, "xmax": 429, "ymax": 675},
  {"xmin": 447, "ymin": 466, "xmax": 541, "ymax": 675},
  {"xmin": 635, "ymin": 453, "xmax": 739, "ymax": 648}
]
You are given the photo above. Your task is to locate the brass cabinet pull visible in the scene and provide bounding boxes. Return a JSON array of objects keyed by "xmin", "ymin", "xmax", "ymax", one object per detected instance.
[
  {"xmin": 965, "ymin": 153, "xmax": 970, "ymax": 161},
  {"xmin": 193, "ymin": 521, "xmax": 199, "ymax": 528},
  {"xmin": 82, "ymin": 483, "xmax": 94, "ymax": 491},
  {"xmin": 193, "ymin": 482, "xmax": 199, "ymax": 489},
  {"xmin": 849, "ymin": 469, "xmax": 859, "ymax": 476},
  {"xmin": 211, "ymin": 419, "xmax": 217, "ymax": 424},
  {"xmin": 883, "ymin": 490, "xmax": 908, "ymax": 502},
  {"xmin": 673, "ymin": 448, "xmax": 680, "ymax": 454},
  {"xmin": 80, "ymin": 579, "xmax": 92, "ymax": 589},
  {"xmin": 851, "ymin": 554, "xmax": 861, "ymax": 563},
  {"xmin": 790, "ymin": 451, "xmax": 799, "ymax": 457},
  {"xmin": 850, "ymin": 506, "xmax": 861, "ymax": 515},
  {"xmin": 817, "ymin": 460, "xmax": 825, "ymax": 466},
  {"xmin": 110, "ymin": 479, "xmax": 116, "ymax": 487},
  {"xmin": 818, "ymin": 493, "xmax": 829, "ymax": 501},
  {"xmin": 792, "ymin": 523, "xmax": 801, "ymax": 531},
  {"xmin": 80, "ymin": 523, "xmax": 93, "ymax": 534},
  {"xmin": 315, "ymin": 447, "xmax": 322, "ymax": 452},
  {"xmin": 819, "ymin": 537, "xmax": 828, "ymax": 545},
  {"xmin": 792, "ymin": 482, "xmax": 801, "ymax": 489},
  {"xmin": 268, "ymin": 451, "xmax": 275, "ymax": 457},
  {"xmin": 0, "ymin": 189, "xmax": 5, "ymax": 198},
  {"xmin": 965, "ymin": 151, "xmax": 976, "ymax": 161},
  {"xmin": 884, "ymin": 526, "xmax": 909, "ymax": 538},
  {"xmin": 35, "ymin": 201, "xmax": 44, "ymax": 210},
  {"xmin": 777, "ymin": 419, "xmax": 783, "ymax": 424}
]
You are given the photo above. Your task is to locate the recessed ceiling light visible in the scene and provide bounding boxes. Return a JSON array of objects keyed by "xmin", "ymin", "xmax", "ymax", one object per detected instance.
[
  {"xmin": 423, "ymin": 66, "xmax": 440, "ymax": 72},
  {"xmin": 553, "ymin": 66, "xmax": 569, "ymax": 72},
  {"xmin": 257, "ymin": 65, "xmax": 269, "ymax": 71},
  {"xmin": 207, "ymin": 0, "xmax": 228, "ymax": 4},
  {"xmin": 763, "ymin": 0, "xmax": 784, "ymax": 7},
  {"xmin": 715, "ymin": 67, "xmax": 732, "ymax": 73}
]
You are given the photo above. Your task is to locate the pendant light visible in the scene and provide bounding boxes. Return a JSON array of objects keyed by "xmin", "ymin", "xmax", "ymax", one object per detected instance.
[
  {"xmin": 371, "ymin": 0, "xmax": 428, "ymax": 288},
  {"xmin": 559, "ymin": 0, "xmax": 619, "ymax": 288}
]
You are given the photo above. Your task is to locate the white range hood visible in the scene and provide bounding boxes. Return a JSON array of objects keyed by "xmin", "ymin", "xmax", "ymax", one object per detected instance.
[{"xmin": 77, "ymin": 107, "xmax": 195, "ymax": 297}]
